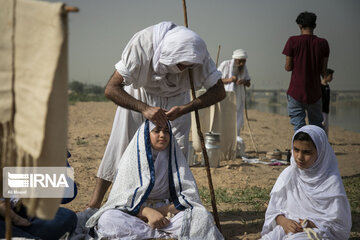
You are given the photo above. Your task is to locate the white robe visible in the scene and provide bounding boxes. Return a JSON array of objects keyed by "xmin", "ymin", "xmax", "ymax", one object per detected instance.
[
  {"xmin": 86, "ymin": 121, "xmax": 224, "ymax": 240},
  {"xmin": 217, "ymin": 59, "xmax": 250, "ymax": 135},
  {"xmin": 97, "ymin": 22, "xmax": 221, "ymax": 181},
  {"xmin": 261, "ymin": 125, "xmax": 352, "ymax": 240}
]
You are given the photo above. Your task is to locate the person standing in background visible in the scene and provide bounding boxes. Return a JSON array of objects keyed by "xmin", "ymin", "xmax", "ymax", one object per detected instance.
[
  {"xmin": 283, "ymin": 11, "xmax": 330, "ymax": 131},
  {"xmin": 321, "ymin": 68, "xmax": 334, "ymax": 135},
  {"xmin": 218, "ymin": 49, "xmax": 251, "ymax": 156}
]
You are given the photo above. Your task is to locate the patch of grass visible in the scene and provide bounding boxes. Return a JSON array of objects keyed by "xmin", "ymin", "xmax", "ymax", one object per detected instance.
[
  {"xmin": 343, "ymin": 174, "xmax": 360, "ymax": 212},
  {"xmin": 199, "ymin": 186, "xmax": 271, "ymax": 212},
  {"xmin": 69, "ymin": 92, "xmax": 108, "ymax": 104}
]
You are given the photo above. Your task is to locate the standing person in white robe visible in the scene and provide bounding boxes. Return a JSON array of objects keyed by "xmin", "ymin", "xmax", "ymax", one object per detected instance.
[
  {"xmin": 261, "ymin": 125, "xmax": 352, "ymax": 240},
  {"xmin": 86, "ymin": 120, "xmax": 224, "ymax": 240},
  {"xmin": 87, "ymin": 21, "xmax": 225, "ymax": 208},
  {"xmin": 217, "ymin": 49, "xmax": 251, "ymax": 151}
]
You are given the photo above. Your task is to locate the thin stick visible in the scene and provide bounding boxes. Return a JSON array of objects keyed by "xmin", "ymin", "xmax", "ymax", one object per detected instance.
[
  {"xmin": 5, "ymin": 199, "xmax": 12, "ymax": 240},
  {"xmin": 215, "ymin": 45, "xmax": 221, "ymax": 68},
  {"xmin": 62, "ymin": 5, "xmax": 79, "ymax": 13},
  {"xmin": 244, "ymin": 88, "xmax": 259, "ymax": 155},
  {"xmin": 182, "ymin": 0, "xmax": 222, "ymax": 232},
  {"xmin": 182, "ymin": 0, "xmax": 188, "ymax": 28}
]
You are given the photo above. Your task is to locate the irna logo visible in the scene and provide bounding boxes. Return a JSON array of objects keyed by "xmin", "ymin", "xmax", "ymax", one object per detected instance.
[
  {"xmin": 8, "ymin": 172, "xmax": 69, "ymax": 188},
  {"xmin": 3, "ymin": 167, "xmax": 74, "ymax": 198}
]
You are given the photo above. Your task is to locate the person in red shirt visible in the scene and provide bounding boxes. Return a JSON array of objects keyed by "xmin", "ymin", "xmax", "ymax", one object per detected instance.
[{"xmin": 282, "ymin": 11, "xmax": 329, "ymax": 131}]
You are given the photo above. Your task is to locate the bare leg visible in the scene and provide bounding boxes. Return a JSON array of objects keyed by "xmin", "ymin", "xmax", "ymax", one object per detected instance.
[{"xmin": 87, "ymin": 178, "xmax": 112, "ymax": 209}]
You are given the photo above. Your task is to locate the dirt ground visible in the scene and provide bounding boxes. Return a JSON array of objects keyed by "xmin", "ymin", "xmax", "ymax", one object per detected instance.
[{"xmin": 66, "ymin": 101, "xmax": 360, "ymax": 239}]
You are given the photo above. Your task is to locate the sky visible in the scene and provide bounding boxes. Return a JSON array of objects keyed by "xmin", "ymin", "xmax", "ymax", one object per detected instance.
[{"xmin": 44, "ymin": 0, "xmax": 360, "ymax": 90}]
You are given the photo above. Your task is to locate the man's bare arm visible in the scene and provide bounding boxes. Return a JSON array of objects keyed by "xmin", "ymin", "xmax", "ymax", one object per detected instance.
[
  {"xmin": 285, "ymin": 56, "xmax": 293, "ymax": 72},
  {"xmin": 104, "ymin": 70, "xmax": 148, "ymax": 113},
  {"xmin": 104, "ymin": 70, "xmax": 167, "ymax": 127},
  {"xmin": 166, "ymin": 79, "xmax": 226, "ymax": 120},
  {"xmin": 186, "ymin": 79, "xmax": 226, "ymax": 113}
]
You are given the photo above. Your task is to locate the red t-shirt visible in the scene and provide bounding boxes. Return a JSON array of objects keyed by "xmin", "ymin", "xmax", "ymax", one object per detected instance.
[{"xmin": 282, "ymin": 35, "xmax": 329, "ymax": 104}]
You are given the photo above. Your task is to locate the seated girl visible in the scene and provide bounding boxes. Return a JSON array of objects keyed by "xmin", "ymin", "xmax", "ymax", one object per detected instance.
[
  {"xmin": 261, "ymin": 125, "xmax": 352, "ymax": 239},
  {"xmin": 86, "ymin": 120, "xmax": 223, "ymax": 239}
]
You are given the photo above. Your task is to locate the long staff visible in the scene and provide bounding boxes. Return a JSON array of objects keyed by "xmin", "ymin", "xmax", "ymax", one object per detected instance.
[
  {"xmin": 182, "ymin": 0, "xmax": 221, "ymax": 232},
  {"xmin": 215, "ymin": 45, "xmax": 221, "ymax": 68}
]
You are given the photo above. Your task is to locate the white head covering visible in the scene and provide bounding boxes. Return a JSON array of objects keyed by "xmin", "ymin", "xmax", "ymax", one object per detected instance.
[
  {"xmin": 232, "ymin": 49, "xmax": 247, "ymax": 59},
  {"xmin": 261, "ymin": 125, "xmax": 352, "ymax": 239},
  {"xmin": 149, "ymin": 121, "xmax": 157, "ymax": 132},
  {"xmin": 152, "ymin": 22, "xmax": 208, "ymax": 75},
  {"xmin": 278, "ymin": 125, "xmax": 340, "ymax": 191}
]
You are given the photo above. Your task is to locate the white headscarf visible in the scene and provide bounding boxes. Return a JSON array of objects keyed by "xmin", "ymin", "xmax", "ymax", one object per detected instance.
[
  {"xmin": 232, "ymin": 49, "xmax": 247, "ymax": 59},
  {"xmin": 262, "ymin": 125, "xmax": 352, "ymax": 239},
  {"xmin": 152, "ymin": 21, "xmax": 208, "ymax": 75}
]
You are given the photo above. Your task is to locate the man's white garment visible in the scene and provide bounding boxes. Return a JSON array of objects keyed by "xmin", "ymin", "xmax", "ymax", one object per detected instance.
[
  {"xmin": 86, "ymin": 121, "xmax": 224, "ymax": 240},
  {"xmin": 217, "ymin": 59, "xmax": 250, "ymax": 136},
  {"xmin": 97, "ymin": 21, "xmax": 221, "ymax": 181},
  {"xmin": 261, "ymin": 125, "xmax": 352, "ymax": 240}
]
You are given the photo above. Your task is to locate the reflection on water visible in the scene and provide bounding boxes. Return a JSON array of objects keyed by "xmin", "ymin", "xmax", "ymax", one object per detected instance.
[{"xmin": 247, "ymin": 100, "xmax": 360, "ymax": 133}]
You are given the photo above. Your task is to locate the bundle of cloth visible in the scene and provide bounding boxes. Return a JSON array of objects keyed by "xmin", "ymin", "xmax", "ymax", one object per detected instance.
[
  {"xmin": 261, "ymin": 125, "xmax": 352, "ymax": 239},
  {"xmin": 86, "ymin": 120, "xmax": 223, "ymax": 239}
]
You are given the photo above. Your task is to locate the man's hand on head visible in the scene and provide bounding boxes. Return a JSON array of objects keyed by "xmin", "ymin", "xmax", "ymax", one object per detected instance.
[
  {"xmin": 165, "ymin": 106, "xmax": 185, "ymax": 121},
  {"xmin": 142, "ymin": 106, "xmax": 168, "ymax": 127}
]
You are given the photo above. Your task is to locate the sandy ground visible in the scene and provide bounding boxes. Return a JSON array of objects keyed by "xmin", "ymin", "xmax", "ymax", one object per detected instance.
[{"xmin": 66, "ymin": 101, "xmax": 360, "ymax": 239}]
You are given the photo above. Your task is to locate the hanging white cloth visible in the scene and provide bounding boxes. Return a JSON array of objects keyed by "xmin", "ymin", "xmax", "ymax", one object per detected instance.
[
  {"xmin": 87, "ymin": 120, "xmax": 223, "ymax": 240},
  {"xmin": 261, "ymin": 125, "xmax": 352, "ymax": 240},
  {"xmin": 0, "ymin": 0, "xmax": 68, "ymax": 219}
]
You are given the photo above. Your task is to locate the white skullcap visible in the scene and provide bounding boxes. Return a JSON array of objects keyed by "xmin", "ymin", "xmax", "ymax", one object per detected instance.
[{"xmin": 232, "ymin": 49, "xmax": 247, "ymax": 59}]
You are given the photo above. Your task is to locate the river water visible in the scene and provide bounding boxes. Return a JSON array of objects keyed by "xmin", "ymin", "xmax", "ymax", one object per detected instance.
[{"xmin": 247, "ymin": 100, "xmax": 360, "ymax": 133}]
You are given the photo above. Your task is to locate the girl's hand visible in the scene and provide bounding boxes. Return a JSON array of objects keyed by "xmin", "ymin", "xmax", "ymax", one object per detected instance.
[
  {"xmin": 300, "ymin": 219, "xmax": 317, "ymax": 228},
  {"xmin": 276, "ymin": 215, "xmax": 303, "ymax": 234},
  {"xmin": 139, "ymin": 207, "xmax": 170, "ymax": 229},
  {"xmin": 155, "ymin": 204, "xmax": 180, "ymax": 217}
]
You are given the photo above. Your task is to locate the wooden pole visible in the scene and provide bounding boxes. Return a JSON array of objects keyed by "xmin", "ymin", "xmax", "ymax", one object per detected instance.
[
  {"xmin": 62, "ymin": 5, "xmax": 79, "ymax": 14},
  {"xmin": 215, "ymin": 45, "xmax": 221, "ymax": 68},
  {"xmin": 182, "ymin": 0, "xmax": 188, "ymax": 28},
  {"xmin": 181, "ymin": 0, "xmax": 222, "ymax": 232},
  {"xmin": 5, "ymin": 199, "xmax": 12, "ymax": 240}
]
